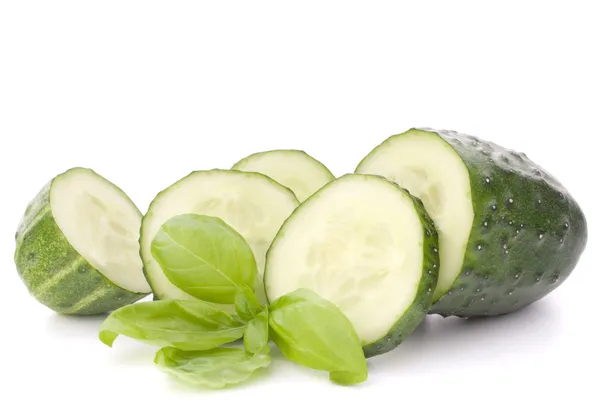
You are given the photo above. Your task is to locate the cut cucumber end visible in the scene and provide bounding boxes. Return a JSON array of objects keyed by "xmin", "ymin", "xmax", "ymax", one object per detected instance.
[
  {"xmin": 356, "ymin": 129, "xmax": 474, "ymax": 300},
  {"xmin": 51, "ymin": 168, "xmax": 149, "ymax": 294},
  {"xmin": 232, "ymin": 150, "xmax": 335, "ymax": 202},
  {"xmin": 265, "ymin": 174, "xmax": 438, "ymax": 354},
  {"xmin": 141, "ymin": 169, "xmax": 299, "ymax": 302},
  {"xmin": 14, "ymin": 168, "xmax": 149, "ymax": 315}
]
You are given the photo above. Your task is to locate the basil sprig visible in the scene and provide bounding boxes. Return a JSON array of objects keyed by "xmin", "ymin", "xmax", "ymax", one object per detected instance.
[{"xmin": 100, "ymin": 214, "xmax": 367, "ymax": 389}]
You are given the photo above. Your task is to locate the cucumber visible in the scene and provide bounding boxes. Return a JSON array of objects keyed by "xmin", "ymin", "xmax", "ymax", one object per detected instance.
[
  {"xmin": 14, "ymin": 168, "xmax": 150, "ymax": 315},
  {"xmin": 264, "ymin": 174, "xmax": 439, "ymax": 357},
  {"xmin": 141, "ymin": 169, "xmax": 299, "ymax": 302},
  {"xmin": 232, "ymin": 150, "xmax": 335, "ymax": 202},
  {"xmin": 356, "ymin": 128, "xmax": 587, "ymax": 316}
]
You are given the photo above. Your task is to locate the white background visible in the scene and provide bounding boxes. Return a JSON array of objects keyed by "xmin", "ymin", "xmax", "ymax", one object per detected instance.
[{"xmin": 1, "ymin": 1, "xmax": 598, "ymax": 418}]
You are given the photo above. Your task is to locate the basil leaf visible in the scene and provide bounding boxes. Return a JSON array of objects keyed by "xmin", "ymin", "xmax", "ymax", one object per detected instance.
[
  {"xmin": 99, "ymin": 300, "xmax": 245, "ymax": 351},
  {"xmin": 154, "ymin": 347, "xmax": 271, "ymax": 389},
  {"xmin": 235, "ymin": 285, "xmax": 263, "ymax": 322},
  {"xmin": 151, "ymin": 214, "xmax": 257, "ymax": 304},
  {"xmin": 244, "ymin": 308, "xmax": 269, "ymax": 354},
  {"xmin": 269, "ymin": 289, "xmax": 368, "ymax": 385}
]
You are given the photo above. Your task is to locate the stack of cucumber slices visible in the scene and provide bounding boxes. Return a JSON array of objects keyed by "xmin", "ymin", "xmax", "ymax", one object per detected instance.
[{"xmin": 14, "ymin": 128, "xmax": 587, "ymax": 388}]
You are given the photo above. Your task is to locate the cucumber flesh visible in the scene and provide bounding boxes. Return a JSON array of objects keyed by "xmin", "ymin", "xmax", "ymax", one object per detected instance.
[
  {"xmin": 232, "ymin": 150, "xmax": 335, "ymax": 202},
  {"xmin": 141, "ymin": 169, "xmax": 299, "ymax": 302},
  {"xmin": 265, "ymin": 174, "xmax": 439, "ymax": 356},
  {"xmin": 14, "ymin": 168, "xmax": 149, "ymax": 314},
  {"xmin": 357, "ymin": 128, "xmax": 587, "ymax": 316},
  {"xmin": 51, "ymin": 169, "xmax": 150, "ymax": 293},
  {"xmin": 356, "ymin": 130, "xmax": 474, "ymax": 301}
]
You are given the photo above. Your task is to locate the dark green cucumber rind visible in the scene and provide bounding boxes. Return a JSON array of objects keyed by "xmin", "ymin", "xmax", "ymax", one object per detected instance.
[
  {"xmin": 264, "ymin": 174, "xmax": 439, "ymax": 358},
  {"xmin": 141, "ymin": 169, "xmax": 299, "ymax": 300},
  {"xmin": 232, "ymin": 149, "xmax": 336, "ymax": 181},
  {"xmin": 362, "ymin": 185, "xmax": 439, "ymax": 357},
  {"xmin": 14, "ymin": 169, "xmax": 147, "ymax": 315},
  {"xmin": 414, "ymin": 129, "xmax": 588, "ymax": 317}
]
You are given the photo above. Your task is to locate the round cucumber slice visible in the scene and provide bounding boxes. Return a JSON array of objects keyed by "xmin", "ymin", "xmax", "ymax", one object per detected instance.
[
  {"xmin": 141, "ymin": 169, "xmax": 299, "ymax": 302},
  {"xmin": 357, "ymin": 129, "xmax": 474, "ymax": 302},
  {"xmin": 232, "ymin": 150, "xmax": 335, "ymax": 202},
  {"xmin": 357, "ymin": 128, "xmax": 587, "ymax": 316},
  {"xmin": 14, "ymin": 168, "xmax": 150, "ymax": 315},
  {"xmin": 264, "ymin": 174, "xmax": 439, "ymax": 357}
]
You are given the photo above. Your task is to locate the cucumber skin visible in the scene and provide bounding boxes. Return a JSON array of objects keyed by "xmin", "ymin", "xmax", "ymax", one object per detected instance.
[
  {"xmin": 420, "ymin": 129, "xmax": 588, "ymax": 317},
  {"xmin": 15, "ymin": 171, "xmax": 147, "ymax": 315},
  {"xmin": 264, "ymin": 174, "xmax": 439, "ymax": 358},
  {"xmin": 232, "ymin": 149, "xmax": 335, "ymax": 202},
  {"xmin": 232, "ymin": 149, "xmax": 335, "ymax": 183},
  {"xmin": 362, "ymin": 186, "xmax": 439, "ymax": 357},
  {"xmin": 141, "ymin": 169, "xmax": 300, "ymax": 302}
]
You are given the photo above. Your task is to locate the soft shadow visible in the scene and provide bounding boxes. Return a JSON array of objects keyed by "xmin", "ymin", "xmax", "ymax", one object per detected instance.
[
  {"xmin": 45, "ymin": 313, "xmax": 108, "ymax": 338},
  {"xmin": 46, "ymin": 312, "xmax": 156, "ymax": 365},
  {"xmin": 370, "ymin": 299, "xmax": 562, "ymax": 372},
  {"xmin": 105, "ymin": 344, "xmax": 158, "ymax": 366}
]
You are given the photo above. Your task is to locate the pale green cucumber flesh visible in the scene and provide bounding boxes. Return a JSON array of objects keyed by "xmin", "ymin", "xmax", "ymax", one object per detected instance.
[
  {"xmin": 232, "ymin": 149, "xmax": 335, "ymax": 202},
  {"xmin": 141, "ymin": 169, "xmax": 299, "ymax": 302},
  {"xmin": 14, "ymin": 168, "xmax": 149, "ymax": 315},
  {"xmin": 357, "ymin": 128, "xmax": 587, "ymax": 316},
  {"xmin": 265, "ymin": 174, "xmax": 439, "ymax": 357},
  {"xmin": 357, "ymin": 129, "xmax": 473, "ymax": 301}
]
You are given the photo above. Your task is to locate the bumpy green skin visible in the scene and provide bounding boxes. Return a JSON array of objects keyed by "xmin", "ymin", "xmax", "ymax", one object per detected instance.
[
  {"xmin": 363, "ymin": 187, "xmax": 439, "ymax": 357},
  {"xmin": 420, "ymin": 129, "xmax": 588, "ymax": 317},
  {"xmin": 15, "ymin": 171, "xmax": 147, "ymax": 315}
]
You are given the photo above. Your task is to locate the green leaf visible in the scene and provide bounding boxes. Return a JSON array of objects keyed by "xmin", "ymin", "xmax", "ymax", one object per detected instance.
[
  {"xmin": 98, "ymin": 300, "xmax": 245, "ymax": 351},
  {"xmin": 235, "ymin": 285, "xmax": 263, "ymax": 322},
  {"xmin": 154, "ymin": 347, "xmax": 271, "ymax": 389},
  {"xmin": 244, "ymin": 308, "xmax": 269, "ymax": 354},
  {"xmin": 269, "ymin": 289, "xmax": 368, "ymax": 385},
  {"xmin": 151, "ymin": 214, "xmax": 257, "ymax": 304}
]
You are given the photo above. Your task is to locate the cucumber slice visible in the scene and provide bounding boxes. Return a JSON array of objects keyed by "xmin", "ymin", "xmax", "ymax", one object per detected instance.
[
  {"xmin": 356, "ymin": 128, "xmax": 587, "ymax": 316},
  {"xmin": 264, "ymin": 174, "xmax": 439, "ymax": 357},
  {"xmin": 14, "ymin": 168, "xmax": 150, "ymax": 315},
  {"xmin": 357, "ymin": 130, "xmax": 473, "ymax": 302},
  {"xmin": 232, "ymin": 150, "xmax": 335, "ymax": 202},
  {"xmin": 141, "ymin": 169, "xmax": 299, "ymax": 302}
]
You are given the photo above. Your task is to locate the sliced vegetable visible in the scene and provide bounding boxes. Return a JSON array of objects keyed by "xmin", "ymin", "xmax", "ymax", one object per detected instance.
[
  {"xmin": 154, "ymin": 347, "xmax": 271, "ymax": 389},
  {"xmin": 14, "ymin": 167, "xmax": 149, "ymax": 315},
  {"xmin": 99, "ymin": 300, "xmax": 245, "ymax": 350},
  {"xmin": 265, "ymin": 174, "xmax": 439, "ymax": 357},
  {"xmin": 232, "ymin": 150, "xmax": 335, "ymax": 202},
  {"xmin": 141, "ymin": 169, "xmax": 299, "ymax": 303},
  {"xmin": 356, "ymin": 128, "xmax": 587, "ymax": 316},
  {"xmin": 151, "ymin": 214, "xmax": 257, "ymax": 304},
  {"xmin": 269, "ymin": 289, "xmax": 368, "ymax": 385}
]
